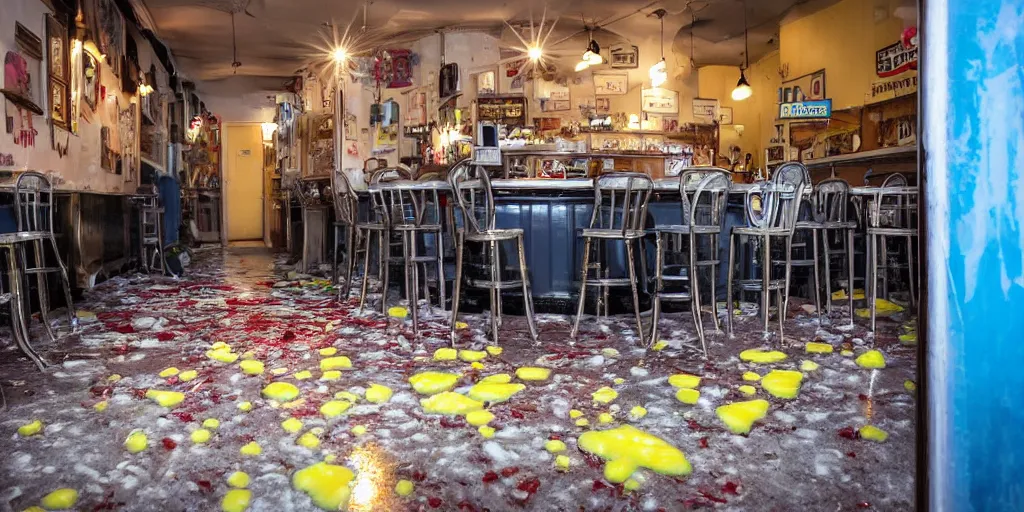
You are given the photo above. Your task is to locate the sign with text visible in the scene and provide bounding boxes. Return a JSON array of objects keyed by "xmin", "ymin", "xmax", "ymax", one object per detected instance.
[
  {"xmin": 867, "ymin": 73, "xmax": 918, "ymax": 104},
  {"xmin": 876, "ymin": 26, "xmax": 919, "ymax": 77},
  {"xmin": 692, "ymin": 98, "xmax": 720, "ymax": 123},
  {"xmin": 778, "ymin": 99, "xmax": 832, "ymax": 120}
]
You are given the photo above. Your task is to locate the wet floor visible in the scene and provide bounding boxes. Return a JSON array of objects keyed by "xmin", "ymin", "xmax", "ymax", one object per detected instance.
[{"xmin": 0, "ymin": 246, "xmax": 915, "ymax": 511}]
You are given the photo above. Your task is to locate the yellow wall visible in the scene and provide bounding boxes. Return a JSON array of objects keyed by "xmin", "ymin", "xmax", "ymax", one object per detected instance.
[{"xmin": 780, "ymin": 0, "xmax": 906, "ymax": 110}]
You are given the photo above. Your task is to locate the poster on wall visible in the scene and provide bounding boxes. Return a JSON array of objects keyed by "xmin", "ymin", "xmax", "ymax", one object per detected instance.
[
  {"xmin": 477, "ymin": 71, "xmax": 496, "ymax": 96},
  {"xmin": 867, "ymin": 72, "xmax": 917, "ymax": 104},
  {"xmin": 641, "ymin": 88, "xmax": 679, "ymax": 114},
  {"xmin": 384, "ymin": 49, "xmax": 413, "ymax": 88},
  {"xmin": 609, "ymin": 44, "xmax": 639, "ymax": 69},
  {"xmin": 593, "ymin": 73, "xmax": 628, "ymax": 95},
  {"xmin": 596, "ymin": 97, "xmax": 610, "ymax": 114},
  {"xmin": 778, "ymin": 69, "xmax": 826, "ymax": 104},
  {"xmin": 876, "ymin": 26, "xmax": 918, "ymax": 77},
  {"xmin": 691, "ymin": 98, "xmax": 719, "ymax": 123},
  {"xmin": 119, "ymin": 101, "xmax": 138, "ymax": 181},
  {"xmin": 499, "ymin": 53, "xmax": 526, "ymax": 95}
]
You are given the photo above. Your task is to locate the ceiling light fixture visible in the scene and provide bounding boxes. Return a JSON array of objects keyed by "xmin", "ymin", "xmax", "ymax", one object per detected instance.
[
  {"xmin": 333, "ymin": 47, "xmax": 348, "ymax": 63},
  {"xmin": 528, "ymin": 46, "xmax": 543, "ymax": 61},
  {"xmin": 649, "ymin": 9, "xmax": 668, "ymax": 87},
  {"xmin": 731, "ymin": 0, "xmax": 753, "ymax": 101}
]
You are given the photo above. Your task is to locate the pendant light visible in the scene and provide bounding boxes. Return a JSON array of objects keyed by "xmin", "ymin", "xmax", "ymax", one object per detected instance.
[
  {"xmin": 649, "ymin": 9, "xmax": 667, "ymax": 87},
  {"xmin": 576, "ymin": 23, "xmax": 604, "ymax": 72},
  {"xmin": 731, "ymin": 0, "xmax": 752, "ymax": 101}
]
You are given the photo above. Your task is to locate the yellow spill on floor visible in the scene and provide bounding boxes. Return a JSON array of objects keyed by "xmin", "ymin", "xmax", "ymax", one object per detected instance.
[
  {"xmin": 715, "ymin": 399, "xmax": 770, "ymax": 434},
  {"xmin": 577, "ymin": 425, "xmax": 692, "ymax": 483}
]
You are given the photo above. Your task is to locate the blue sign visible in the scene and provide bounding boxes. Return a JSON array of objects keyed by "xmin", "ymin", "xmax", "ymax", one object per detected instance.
[{"xmin": 778, "ymin": 99, "xmax": 832, "ymax": 120}]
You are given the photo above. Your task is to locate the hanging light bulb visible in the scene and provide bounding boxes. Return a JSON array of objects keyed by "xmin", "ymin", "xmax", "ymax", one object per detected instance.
[
  {"xmin": 649, "ymin": 10, "xmax": 668, "ymax": 87},
  {"xmin": 649, "ymin": 58, "xmax": 667, "ymax": 87},
  {"xmin": 731, "ymin": 0, "xmax": 753, "ymax": 101},
  {"xmin": 575, "ymin": 60, "xmax": 591, "ymax": 72},
  {"xmin": 528, "ymin": 46, "xmax": 543, "ymax": 61},
  {"xmin": 584, "ymin": 39, "xmax": 603, "ymax": 65},
  {"xmin": 732, "ymin": 69, "xmax": 752, "ymax": 100}
]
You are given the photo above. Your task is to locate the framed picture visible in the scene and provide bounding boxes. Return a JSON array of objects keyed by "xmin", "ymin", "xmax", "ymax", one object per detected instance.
[
  {"xmin": 642, "ymin": 87, "xmax": 679, "ymax": 114},
  {"xmin": 477, "ymin": 70, "xmax": 496, "ymax": 96},
  {"xmin": 49, "ymin": 79, "xmax": 68, "ymax": 129},
  {"xmin": 82, "ymin": 51, "xmax": 100, "ymax": 110},
  {"xmin": 609, "ymin": 44, "xmax": 639, "ymax": 69},
  {"xmin": 719, "ymin": 106, "xmax": 734, "ymax": 125},
  {"xmin": 593, "ymin": 73, "xmax": 628, "ymax": 95},
  {"xmin": 97, "ymin": 0, "xmax": 125, "ymax": 78},
  {"xmin": 596, "ymin": 98, "xmax": 611, "ymax": 114},
  {"xmin": 46, "ymin": 15, "xmax": 69, "ymax": 82}
]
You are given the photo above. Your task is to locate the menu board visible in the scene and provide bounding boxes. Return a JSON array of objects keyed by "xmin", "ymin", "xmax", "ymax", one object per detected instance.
[{"xmin": 477, "ymin": 96, "xmax": 528, "ymax": 127}]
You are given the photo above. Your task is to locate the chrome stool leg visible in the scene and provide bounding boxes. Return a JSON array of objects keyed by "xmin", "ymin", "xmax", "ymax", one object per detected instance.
[
  {"xmin": 5, "ymin": 246, "xmax": 47, "ymax": 370},
  {"xmin": 436, "ymin": 229, "xmax": 446, "ymax": 311},
  {"xmin": 30, "ymin": 239, "xmax": 56, "ymax": 342},
  {"xmin": 516, "ymin": 233, "xmax": 538, "ymax": 342},
  {"xmin": 449, "ymin": 230, "xmax": 465, "ymax": 347},
  {"xmin": 625, "ymin": 239, "xmax": 644, "ymax": 342},
  {"xmin": 823, "ymin": 229, "xmax": 833, "ymax": 315},
  {"xmin": 489, "ymin": 240, "xmax": 500, "ymax": 343},
  {"xmin": 689, "ymin": 232, "xmax": 706, "ymax": 358},
  {"xmin": 847, "ymin": 229, "xmax": 856, "ymax": 327},
  {"xmin": 869, "ymin": 233, "xmax": 878, "ymax": 332},
  {"xmin": 380, "ymin": 231, "xmax": 391, "ymax": 316},
  {"xmin": 493, "ymin": 240, "xmax": 504, "ymax": 330},
  {"xmin": 761, "ymin": 234, "xmax": 771, "ymax": 333},
  {"xmin": 709, "ymin": 233, "xmax": 721, "ymax": 332},
  {"xmin": 358, "ymin": 230, "xmax": 374, "ymax": 313},
  {"xmin": 403, "ymin": 230, "xmax": 419, "ymax": 336},
  {"xmin": 648, "ymin": 232, "xmax": 663, "ymax": 348},
  {"xmin": 343, "ymin": 227, "xmax": 357, "ymax": 299},
  {"xmin": 332, "ymin": 224, "xmax": 341, "ymax": 287},
  {"xmin": 811, "ymin": 228, "xmax": 822, "ymax": 323},
  {"xmin": 570, "ymin": 237, "xmax": 593, "ymax": 339},
  {"xmin": 726, "ymin": 232, "xmax": 736, "ymax": 337}
]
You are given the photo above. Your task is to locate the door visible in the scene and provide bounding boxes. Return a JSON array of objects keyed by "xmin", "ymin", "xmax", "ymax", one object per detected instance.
[{"xmin": 225, "ymin": 124, "xmax": 264, "ymax": 241}]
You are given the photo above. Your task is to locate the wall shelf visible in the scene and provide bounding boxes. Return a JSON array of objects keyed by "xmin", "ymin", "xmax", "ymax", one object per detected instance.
[{"xmin": 804, "ymin": 145, "xmax": 917, "ymax": 168}]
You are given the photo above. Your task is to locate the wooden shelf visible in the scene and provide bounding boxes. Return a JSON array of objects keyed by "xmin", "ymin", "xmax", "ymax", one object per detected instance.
[{"xmin": 804, "ymin": 145, "xmax": 917, "ymax": 168}]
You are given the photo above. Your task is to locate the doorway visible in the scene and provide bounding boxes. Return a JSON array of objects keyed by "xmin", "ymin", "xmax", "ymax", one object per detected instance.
[{"xmin": 224, "ymin": 124, "xmax": 264, "ymax": 241}]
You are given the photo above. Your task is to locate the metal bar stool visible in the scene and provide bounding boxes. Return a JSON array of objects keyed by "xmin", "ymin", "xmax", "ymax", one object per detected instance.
[
  {"xmin": 571, "ymin": 172, "xmax": 653, "ymax": 342},
  {"xmin": 812, "ymin": 178, "xmax": 858, "ymax": 324},
  {"xmin": 650, "ymin": 169, "xmax": 731, "ymax": 356},
  {"xmin": 867, "ymin": 174, "xmax": 918, "ymax": 331},
  {"xmin": 357, "ymin": 167, "xmax": 413, "ymax": 314},
  {"xmin": 370, "ymin": 178, "xmax": 445, "ymax": 336},
  {"xmin": 448, "ymin": 162, "xmax": 538, "ymax": 345},
  {"xmin": 0, "ymin": 172, "xmax": 77, "ymax": 369},
  {"xmin": 726, "ymin": 162, "xmax": 809, "ymax": 339},
  {"xmin": 132, "ymin": 185, "xmax": 166, "ymax": 275},
  {"xmin": 330, "ymin": 169, "xmax": 361, "ymax": 299}
]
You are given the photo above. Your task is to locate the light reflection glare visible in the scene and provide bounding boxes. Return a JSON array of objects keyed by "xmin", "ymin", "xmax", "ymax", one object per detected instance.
[{"xmin": 346, "ymin": 444, "xmax": 391, "ymax": 511}]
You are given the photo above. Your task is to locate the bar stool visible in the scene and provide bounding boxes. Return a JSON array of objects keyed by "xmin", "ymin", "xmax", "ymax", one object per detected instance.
[
  {"xmin": 813, "ymin": 178, "xmax": 858, "ymax": 324},
  {"xmin": 330, "ymin": 169, "xmax": 360, "ymax": 298},
  {"xmin": 370, "ymin": 177, "xmax": 445, "ymax": 336},
  {"xmin": 726, "ymin": 162, "xmax": 809, "ymax": 338},
  {"xmin": 650, "ymin": 169, "xmax": 731, "ymax": 356},
  {"xmin": 448, "ymin": 162, "xmax": 538, "ymax": 345},
  {"xmin": 571, "ymin": 172, "xmax": 653, "ymax": 342},
  {"xmin": 133, "ymin": 185, "xmax": 165, "ymax": 275},
  {"xmin": 867, "ymin": 174, "xmax": 917, "ymax": 331},
  {"xmin": 0, "ymin": 172, "xmax": 77, "ymax": 370},
  {"xmin": 357, "ymin": 167, "xmax": 412, "ymax": 314}
]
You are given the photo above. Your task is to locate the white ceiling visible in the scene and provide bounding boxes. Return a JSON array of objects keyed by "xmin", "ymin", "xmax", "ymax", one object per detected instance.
[{"xmin": 140, "ymin": 0, "xmax": 844, "ymax": 94}]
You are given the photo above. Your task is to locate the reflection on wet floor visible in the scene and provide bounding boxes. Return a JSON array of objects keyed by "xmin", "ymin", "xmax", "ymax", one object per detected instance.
[{"xmin": 0, "ymin": 246, "xmax": 916, "ymax": 511}]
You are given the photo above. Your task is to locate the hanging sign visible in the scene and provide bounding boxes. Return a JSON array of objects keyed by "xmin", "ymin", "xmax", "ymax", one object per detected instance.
[
  {"xmin": 867, "ymin": 73, "xmax": 918, "ymax": 104},
  {"xmin": 876, "ymin": 26, "xmax": 918, "ymax": 77},
  {"xmin": 778, "ymin": 99, "xmax": 832, "ymax": 120}
]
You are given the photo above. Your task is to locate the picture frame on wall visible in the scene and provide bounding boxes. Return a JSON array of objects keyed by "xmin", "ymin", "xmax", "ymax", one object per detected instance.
[
  {"xmin": 642, "ymin": 88, "xmax": 679, "ymax": 114},
  {"xmin": 97, "ymin": 0, "xmax": 125, "ymax": 78},
  {"xmin": 609, "ymin": 43, "xmax": 639, "ymax": 69},
  {"xmin": 45, "ymin": 14, "xmax": 71, "ymax": 131},
  {"xmin": 719, "ymin": 106, "xmax": 734, "ymax": 125},
  {"xmin": 477, "ymin": 70, "xmax": 496, "ymax": 96},
  {"xmin": 48, "ymin": 80, "xmax": 68, "ymax": 128},
  {"xmin": 593, "ymin": 73, "xmax": 628, "ymax": 95},
  {"xmin": 82, "ymin": 51, "xmax": 100, "ymax": 110}
]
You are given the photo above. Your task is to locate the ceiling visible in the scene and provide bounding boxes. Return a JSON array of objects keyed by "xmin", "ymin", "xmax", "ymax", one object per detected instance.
[{"xmin": 139, "ymin": 0, "xmax": 843, "ymax": 94}]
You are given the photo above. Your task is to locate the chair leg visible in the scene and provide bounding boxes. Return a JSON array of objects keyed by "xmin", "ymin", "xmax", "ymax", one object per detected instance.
[
  {"xmin": 450, "ymin": 230, "xmax": 465, "ymax": 347},
  {"xmin": 811, "ymin": 229, "xmax": 822, "ymax": 323},
  {"xmin": 648, "ymin": 232, "xmax": 663, "ymax": 348},
  {"xmin": 570, "ymin": 237, "xmax": 592, "ymax": 339},
  {"xmin": 30, "ymin": 239, "xmax": 56, "ymax": 342},
  {"xmin": 726, "ymin": 233, "xmax": 736, "ymax": 337},
  {"xmin": 689, "ymin": 233, "xmax": 706, "ymax": 358},
  {"xmin": 493, "ymin": 241, "xmax": 504, "ymax": 329},
  {"xmin": 7, "ymin": 247, "xmax": 47, "ymax": 370},
  {"xmin": 343, "ymin": 226, "xmax": 356, "ymax": 300},
  {"xmin": 403, "ymin": 231, "xmax": 418, "ymax": 336},
  {"xmin": 869, "ymin": 233, "xmax": 878, "ymax": 333},
  {"xmin": 358, "ymin": 231, "xmax": 373, "ymax": 313},
  {"xmin": 880, "ymin": 236, "xmax": 889, "ymax": 300},
  {"xmin": 380, "ymin": 231, "xmax": 391, "ymax": 316},
  {"xmin": 436, "ymin": 229, "xmax": 446, "ymax": 312},
  {"xmin": 625, "ymin": 239, "xmax": 645, "ymax": 343},
  {"xmin": 332, "ymin": 224, "xmax": 340, "ymax": 286},
  {"xmin": 155, "ymin": 217, "xmax": 165, "ymax": 275},
  {"xmin": 489, "ymin": 240, "xmax": 501, "ymax": 344},
  {"xmin": 776, "ymin": 287, "xmax": 785, "ymax": 341},
  {"xmin": 906, "ymin": 235, "xmax": 917, "ymax": 307},
  {"xmin": 516, "ymin": 234, "xmax": 538, "ymax": 343},
  {"xmin": 847, "ymin": 229, "xmax": 856, "ymax": 327},
  {"xmin": 709, "ymin": 233, "xmax": 721, "ymax": 332},
  {"xmin": 823, "ymin": 229, "xmax": 833, "ymax": 316},
  {"xmin": 783, "ymin": 235, "xmax": 794, "ymax": 333},
  {"xmin": 761, "ymin": 234, "xmax": 770, "ymax": 333}
]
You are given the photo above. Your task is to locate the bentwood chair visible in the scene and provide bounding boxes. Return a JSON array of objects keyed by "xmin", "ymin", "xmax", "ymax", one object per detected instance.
[
  {"xmin": 726, "ymin": 162, "xmax": 809, "ymax": 339},
  {"xmin": 370, "ymin": 176, "xmax": 446, "ymax": 336},
  {"xmin": 571, "ymin": 172, "xmax": 654, "ymax": 342},
  {"xmin": 0, "ymin": 172, "xmax": 77, "ymax": 370},
  {"xmin": 330, "ymin": 169, "xmax": 361, "ymax": 298},
  {"xmin": 650, "ymin": 169, "xmax": 731, "ymax": 356},
  {"xmin": 448, "ymin": 162, "xmax": 538, "ymax": 345},
  {"xmin": 357, "ymin": 167, "xmax": 413, "ymax": 314},
  {"xmin": 867, "ymin": 173, "xmax": 918, "ymax": 331}
]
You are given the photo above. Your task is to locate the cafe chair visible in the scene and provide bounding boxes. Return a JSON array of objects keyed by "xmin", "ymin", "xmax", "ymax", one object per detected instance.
[
  {"xmin": 726, "ymin": 162, "xmax": 809, "ymax": 339},
  {"xmin": 448, "ymin": 162, "xmax": 538, "ymax": 345},
  {"xmin": 369, "ymin": 174, "xmax": 446, "ymax": 336},
  {"xmin": 867, "ymin": 173, "xmax": 918, "ymax": 331},
  {"xmin": 0, "ymin": 171, "xmax": 77, "ymax": 370},
  {"xmin": 650, "ymin": 169, "xmax": 731, "ymax": 357},
  {"xmin": 571, "ymin": 172, "xmax": 653, "ymax": 342},
  {"xmin": 330, "ymin": 169, "xmax": 362, "ymax": 299},
  {"xmin": 357, "ymin": 167, "xmax": 413, "ymax": 314},
  {"xmin": 811, "ymin": 178, "xmax": 858, "ymax": 324}
]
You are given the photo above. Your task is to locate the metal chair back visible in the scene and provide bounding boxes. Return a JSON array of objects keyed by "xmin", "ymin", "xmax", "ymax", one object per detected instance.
[
  {"xmin": 368, "ymin": 167, "xmax": 415, "ymax": 227},
  {"xmin": 873, "ymin": 174, "xmax": 917, "ymax": 231},
  {"xmin": 589, "ymin": 172, "xmax": 653, "ymax": 236},
  {"xmin": 678, "ymin": 167, "xmax": 731, "ymax": 228},
  {"xmin": 448, "ymin": 159, "xmax": 494, "ymax": 234},
  {"xmin": 15, "ymin": 171, "xmax": 55, "ymax": 233},
  {"xmin": 749, "ymin": 162, "xmax": 808, "ymax": 233},
  {"xmin": 811, "ymin": 178, "xmax": 851, "ymax": 223},
  {"xmin": 330, "ymin": 169, "xmax": 358, "ymax": 226}
]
